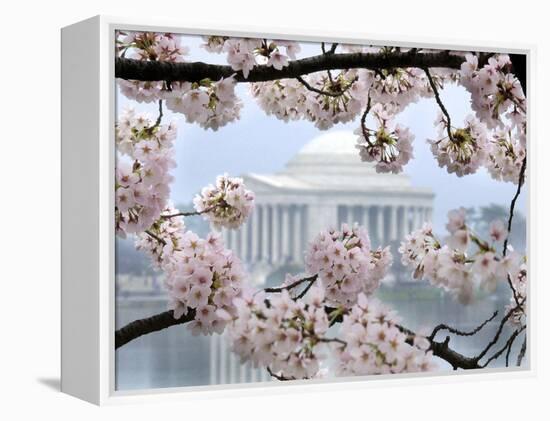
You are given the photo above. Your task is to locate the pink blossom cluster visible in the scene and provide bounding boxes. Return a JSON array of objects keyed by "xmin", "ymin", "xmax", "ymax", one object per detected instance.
[
  {"xmin": 134, "ymin": 205, "xmax": 184, "ymax": 268},
  {"xmin": 164, "ymin": 76, "xmax": 243, "ymax": 131},
  {"xmin": 459, "ymin": 54, "xmax": 526, "ymax": 130},
  {"xmin": 202, "ymin": 37, "xmax": 300, "ymax": 77},
  {"xmin": 429, "ymin": 114, "xmax": 488, "ymax": 177},
  {"xmin": 116, "ymin": 31, "xmax": 189, "ymax": 103},
  {"xmin": 115, "ymin": 108, "xmax": 176, "ymax": 237},
  {"xmin": 193, "ymin": 174, "xmax": 255, "ymax": 229},
  {"xmin": 399, "ymin": 208, "xmax": 524, "ymax": 304},
  {"xmin": 250, "ymin": 70, "xmax": 367, "ymax": 130},
  {"xmin": 355, "ymin": 103, "xmax": 415, "ymax": 173},
  {"xmin": 458, "ymin": 54, "xmax": 526, "ymax": 183},
  {"xmin": 148, "ymin": 223, "xmax": 246, "ymax": 335},
  {"xmin": 225, "ymin": 287, "xmax": 330, "ymax": 379},
  {"xmin": 360, "ymin": 66, "xmax": 450, "ymax": 113},
  {"xmin": 335, "ymin": 294, "xmax": 436, "ymax": 375},
  {"xmin": 486, "ymin": 126, "xmax": 527, "ymax": 184},
  {"xmin": 305, "ymin": 224, "xmax": 392, "ymax": 307}
]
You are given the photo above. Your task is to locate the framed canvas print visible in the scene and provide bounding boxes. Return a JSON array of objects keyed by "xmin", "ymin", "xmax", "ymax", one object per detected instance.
[{"xmin": 61, "ymin": 16, "xmax": 532, "ymax": 405}]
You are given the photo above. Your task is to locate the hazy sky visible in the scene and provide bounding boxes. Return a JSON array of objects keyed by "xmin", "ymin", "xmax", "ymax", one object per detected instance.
[{"xmin": 117, "ymin": 34, "xmax": 525, "ymax": 235}]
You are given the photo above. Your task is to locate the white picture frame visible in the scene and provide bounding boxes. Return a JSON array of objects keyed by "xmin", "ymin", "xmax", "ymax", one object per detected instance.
[{"xmin": 61, "ymin": 15, "xmax": 535, "ymax": 405}]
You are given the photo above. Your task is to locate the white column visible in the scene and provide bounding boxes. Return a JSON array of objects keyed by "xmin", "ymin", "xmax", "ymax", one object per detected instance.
[
  {"xmin": 251, "ymin": 209, "xmax": 259, "ymax": 261},
  {"xmin": 349, "ymin": 206, "xmax": 356, "ymax": 227},
  {"xmin": 390, "ymin": 206, "xmax": 398, "ymax": 241},
  {"xmin": 399, "ymin": 206, "xmax": 409, "ymax": 238},
  {"xmin": 251, "ymin": 365, "xmax": 258, "ymax": 383},
  {"xmin": 376, "ymin": 206, "xmax": 384, "ymax": 244},
  {"xmin": 261, "ymin": 205, "xmax": 269, "ymax": 262},
  {"xmin": 219, "ymin": 336, "xmax": 227, "ymax": 384},
  {"xmin": 241, "ymin": 217, "xmax": 249, "ymax": 262},
  {"xmin": 229, "ymin": 351, "xmax": 237, "ymax": 383},
  {"xmin": 272, "ymin": 205, "xmax": 280, "ymax": 264},
  {"xmin": 415, "ymin": 207, "xmax": 423, "ymax": 230},
  {"xmin": 240, "ymin": 361, "xmax": 247, "ymax": 383},
  {"xmin": 281, "ymin": 205, "xmax": 290, "ymax": 260},
  {"xmin": 363, "ymin": 206, "xmax": 370, "ymax": 233},
  {"xmin": 292, "ymin": 206, "xmax": 303, "ymax": 263},
  {"xmin": 210, "ymin": 334, "xmax": 218, "ymax": 385}
]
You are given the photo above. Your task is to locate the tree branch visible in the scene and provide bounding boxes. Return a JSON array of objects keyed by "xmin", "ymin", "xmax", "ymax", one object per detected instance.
[
  {"xmin": 116, "ymin": 50, "xmax": 474, "ymax": 83},
  {"xmin": 429, "ymin": 310, "xmax": 498, "ymax": 341},
  {"xmin": 503, "ymin": 156, "xmax": 527, "ymax": 256},
  {"xmin": 115, "ymin": 309, "xmax": 196, "ymax": 349}
]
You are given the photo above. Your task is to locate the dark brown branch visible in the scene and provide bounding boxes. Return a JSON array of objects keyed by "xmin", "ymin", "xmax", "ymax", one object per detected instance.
[
  {"xmin": 398, "ymin": 325, "xmax": 481, "ymax": 370},
  {"xmin": 116, "ymin": 50, "xmax": 472, "ymax": 83},
  {"xmin": 115, "ymin": 309, "xmax": 195, "ymax": 349}
]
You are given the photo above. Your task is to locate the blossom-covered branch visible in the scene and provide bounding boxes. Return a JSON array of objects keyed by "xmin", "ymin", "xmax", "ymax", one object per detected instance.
[{"xmin": 115, "ymin": 50, "xmax": 483, "ymax": 84}]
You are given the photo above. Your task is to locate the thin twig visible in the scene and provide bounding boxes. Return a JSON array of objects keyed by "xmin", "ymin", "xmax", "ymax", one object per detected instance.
[
  {"xmin": 296, "ymin": 277, "xmax": 318, "ymax": 299},
  {"xmin": 296, "ymin": 75, "xmax": 356, "ymax": 97},
  {"xmin": 266, "ymin": 367, "xmax": 293, "ymax": 381},
  {"xmin": 153, "ymin": 99, "xmax": 163, "ymax": 128},
  {"xmin": 473, "ymin": 300, "xmax": 525, "ymax": 362},
  {"xmin": 424, "ymin": 67, "xmax": 453, "ymax": 142},
  {"xmin": 516, "ymin": 335, "xmax": 527, "ymax": 366},
  {"xmin": 482, "ymin": 325, "xmax": 526, "ymax": 368},
  {"xmin": 360, "ymin": 95, "xmax": 373, "ymax": 146},
  {"xmin": 145, "ymin": 229, "xmax": 166, "ymax": 246},
  {"xmin": 503, "ymin": 156, "xmax": 527, "ymax": 256},
  {"xmin": 429, "ymin": 311, "xmax": 498, "ymax": 342},
  {"xmin": 264, "ymin": 274, "xmax": 318, "ymax": 294},
  {"xmin": 161, "ymin": 205, "xmax": 216, "ymax": 219}
]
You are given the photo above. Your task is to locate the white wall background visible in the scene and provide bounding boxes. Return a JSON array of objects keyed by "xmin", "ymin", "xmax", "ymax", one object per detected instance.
[{"xmin": 0, "ymin": 0, "xmax": 547, "ymax": 419}]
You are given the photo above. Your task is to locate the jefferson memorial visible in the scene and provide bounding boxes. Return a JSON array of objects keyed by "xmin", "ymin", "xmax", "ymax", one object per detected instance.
[{"xmin": 210, "ymin": 130, "xmax": 435, "ymax": 385}]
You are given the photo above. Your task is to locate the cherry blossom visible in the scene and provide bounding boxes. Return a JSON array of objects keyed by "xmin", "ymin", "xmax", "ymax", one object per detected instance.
[
  {"xmin": 429, "ymin": 114, "xmax": 488, "ymax": 177},
  {"xmin": 113, "ymin": 37, "xmax": 529, "ymax": 375},
  {"xmin": 355, "ymin": 103, "xmax": 414, "ymax": 173},
  {"xmin": 305, "ymin": 224, "xmax": 391, "ymax": 307},
  {"xmin": 485, "ymin": 126, "xmax": 526, "ymax": 184},
  {"xmin": 399, "ymin": 209, "xmax": 526, "ymax": 304},
  {"xmin": 115, "ymin": 108, "xmax": 176, "ymax": 237},
  {"xmin": 116, "ymin": 31, "xmax": 189, "ymax": 103},
  {"xmin": 459, "ymin": 54, "xmax": 526, "ymax": 130},
  {"xmin": 335, "ymin": 294, "xmax": 437, "ymax": 375},
  {"xmin": 193, "ymin": 174, "xmax": 255, "ymax": 230},
  {"xmin": 164, "ymin": 76, "xmax": 243, "ymax": 130},
  {"xmin": 202, "ymin": 37, "xmax": 299, "ymax": 78},
  {"xmin": 225, "ymin": 287, "xmax": 330, "ymax": 379},
  {"xmin": 251, "ymin": 69, "xmax": 366, "ymax": 130}
]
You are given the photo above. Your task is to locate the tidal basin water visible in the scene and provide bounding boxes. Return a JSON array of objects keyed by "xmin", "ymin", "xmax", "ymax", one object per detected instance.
[{"xmin": 115, "ymin": 283, "xmax": 526, "ymax": 391}]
